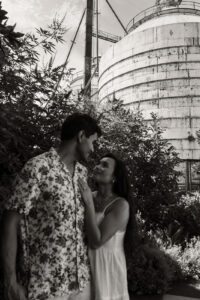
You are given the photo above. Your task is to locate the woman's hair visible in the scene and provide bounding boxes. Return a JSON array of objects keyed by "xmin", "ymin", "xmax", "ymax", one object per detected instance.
[
  {"xmin": 101, "ymin": 153, "xmax": 139, "ymax": 256},
  {"xmin": 101, "ymin": 153, "xmax": 129, "ymax": 199}
]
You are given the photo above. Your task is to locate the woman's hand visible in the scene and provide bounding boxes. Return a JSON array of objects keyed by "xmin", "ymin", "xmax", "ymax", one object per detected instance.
[{"xmin": 78, "ymin": 178, "xmax": 93, "ymax": 206}]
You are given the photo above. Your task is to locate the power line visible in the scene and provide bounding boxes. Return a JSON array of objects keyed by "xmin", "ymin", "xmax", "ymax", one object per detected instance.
[{"xmin": 50, "ymin": 8, "xmax": 86, "ymax": 102}]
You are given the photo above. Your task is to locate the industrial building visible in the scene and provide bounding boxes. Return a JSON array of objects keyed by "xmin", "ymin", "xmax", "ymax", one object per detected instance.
[
  {"xmin": 71, "ymin": 57, "xmax": 100, "ymax": 101},
  {"xmin": 98, "ymin": 0, "xmax": 200, "ymax": 190}
]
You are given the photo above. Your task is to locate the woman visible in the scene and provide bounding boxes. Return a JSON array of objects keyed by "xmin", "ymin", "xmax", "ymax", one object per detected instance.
[{"xmin": 78, "ymin": 153, "xmax": 131, "ymax": 300}]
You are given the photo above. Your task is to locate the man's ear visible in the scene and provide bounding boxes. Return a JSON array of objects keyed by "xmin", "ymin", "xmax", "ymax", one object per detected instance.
[{"xmin": 77, "ymin": 130, "xmax": 86, "ymax": 143}]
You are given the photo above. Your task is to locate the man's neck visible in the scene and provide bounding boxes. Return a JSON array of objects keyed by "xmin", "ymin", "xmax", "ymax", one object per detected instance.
[{"xmin": 57, "ymin": 142, "xmax": 77, "ymax": 175}]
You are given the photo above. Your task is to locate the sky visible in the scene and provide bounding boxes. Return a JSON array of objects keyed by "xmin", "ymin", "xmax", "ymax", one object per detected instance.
[{"xmin": 2, "ymin": 0, "xmax": 155, "ymax": 73}]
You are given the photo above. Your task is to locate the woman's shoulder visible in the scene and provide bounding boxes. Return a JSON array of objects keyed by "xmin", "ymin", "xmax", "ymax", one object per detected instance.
[
  {"xmin": 106, "ymin": 196, "xmax": 129, "ymax": 215},
  {"xmin": 114, "ymin": 197, "xmax": 129, "ymax": 210}
]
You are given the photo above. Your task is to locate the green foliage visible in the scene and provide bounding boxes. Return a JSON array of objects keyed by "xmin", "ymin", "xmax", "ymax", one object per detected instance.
[
  {"xmin": 166, "ymin": 192, "xmax": 200, "ymax": 244},
  {"xmin": 132, "ymin": 208, "xmax": 200, "ymax": 294},
  {"xmin": 179, "ymin": 237, "xmax": 200, "ymax": 280},
  {"xmin": 125, "ymin": 212, "xmax": 182, "ymax": 295},
  {"xmin": 0, "ymin": 1, "xmax": 23, "ymax": 66},
  {"xmin": 92, "ymin": 99, "xmax": 181, "ymax": 232},
  {"xmin": 154, "ymin": 232, "xmax": 200, "ymax": 281},
  {"xmin": 127, "ymin": 244, "xmax": 181, "ymax": 295},
  {"xmin": 0, "ymin": 3, "xmax": 75, "ymax": 212},
  {"xmin": 0, "ymin": 1, "xmax": 69, "ymax": 103}
]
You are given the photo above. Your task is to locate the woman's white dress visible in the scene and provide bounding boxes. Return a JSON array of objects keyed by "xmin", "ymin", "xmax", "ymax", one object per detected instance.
[{"xmin": 89, "ymin": 199, "xmax": 130, "ymax": 300}]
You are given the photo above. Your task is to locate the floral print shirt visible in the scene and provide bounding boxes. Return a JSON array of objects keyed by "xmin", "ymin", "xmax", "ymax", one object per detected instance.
[{"xmin": 6, "ymin": 147, "xmax": 90, "ymax": 300}]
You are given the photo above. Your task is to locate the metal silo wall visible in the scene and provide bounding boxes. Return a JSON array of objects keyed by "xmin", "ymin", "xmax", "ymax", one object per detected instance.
[{"xmin": 99, "ymin": 20, "xmax": 200, "ymax": 189}]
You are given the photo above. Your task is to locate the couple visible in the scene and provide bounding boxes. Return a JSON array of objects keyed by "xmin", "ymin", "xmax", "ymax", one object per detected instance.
[{"xmin": 1, "ymin": 113, "xmax": 131, "ymax": 300}]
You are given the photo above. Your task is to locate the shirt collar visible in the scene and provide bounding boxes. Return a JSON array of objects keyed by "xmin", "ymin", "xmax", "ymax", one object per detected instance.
[{"xmin": 48, "ymin": 147, "xmax": 84, "ymax": 177}]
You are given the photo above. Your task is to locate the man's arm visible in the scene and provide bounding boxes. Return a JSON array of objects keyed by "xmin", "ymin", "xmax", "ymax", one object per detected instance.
[
  {"xmin": 1, "ymin": 210, "xmax": 26, "ymax": 300},
  {"xmin": 1, "ymin": 210, "xmax": 20, "ymax": 283},
  {"xmin": 1, "ymin": 158, "xmax": 41, "ymax": 300}
]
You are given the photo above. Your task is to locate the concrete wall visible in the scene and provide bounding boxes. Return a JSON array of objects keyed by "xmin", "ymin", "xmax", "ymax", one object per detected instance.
[
  {"xmin": 99, "ymin": 15, "xmax": 200, "ymax": 161},
  {"xmin": 71, "ymin": 75, "xmax": 84, "ymax": 92},
  {"xmin": 70, "ymin": 73, "xmax": 99, "ymax": 101}
]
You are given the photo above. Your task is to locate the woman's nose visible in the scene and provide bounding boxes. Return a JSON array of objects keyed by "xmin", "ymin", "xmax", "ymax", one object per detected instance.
[{"xmin": 94, "ymin": 165, "xmax": 101, "ymax": 172}]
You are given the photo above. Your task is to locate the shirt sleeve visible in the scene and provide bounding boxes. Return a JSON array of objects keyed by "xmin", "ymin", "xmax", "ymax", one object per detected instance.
[{"xmin": 5, "ymin": 159, "xmax": 41, "ymax": 216}]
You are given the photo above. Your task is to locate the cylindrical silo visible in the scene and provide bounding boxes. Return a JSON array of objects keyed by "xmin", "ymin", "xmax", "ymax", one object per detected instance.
[
  {"xmin": 71, "ymin": 57, "xmax": 100, "ymax": 101},
  {"xmin": 98, "ymin": 1, "xmax": 200, "ymax": 190}
]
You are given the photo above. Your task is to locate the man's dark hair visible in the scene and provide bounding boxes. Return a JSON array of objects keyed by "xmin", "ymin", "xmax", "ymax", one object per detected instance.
[{"xmin": 61, "ymin": 113, "xmax": 102, "ymax": 141}]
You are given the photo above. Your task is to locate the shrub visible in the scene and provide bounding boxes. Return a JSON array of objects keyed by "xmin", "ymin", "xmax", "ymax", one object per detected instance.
[
  {"xmin": 177, "ymin": 237, "xmax": 200, "ymax": 280},
  {"xmin": 126, "ymin": 212, "xmax": 183, "ymax": 295},
  {"xmin": 127, "ymin": 244, "xmax": 182, "ymax": 295},
  {"xmin": 165, "ymin": 192, "xmax": 200, "ymax": 245},
  {"xmin": 158, "ymin": 236, "xmax": 200, "ymax": 281},
  {"xmin": 131, "ymin": 213, "xmax": 200, "ymax": 294}
]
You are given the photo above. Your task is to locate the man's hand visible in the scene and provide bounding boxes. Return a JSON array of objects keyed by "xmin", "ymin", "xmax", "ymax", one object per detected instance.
[{"xmin": 4, "ymin": 280, "xmax": 27, "ymax": 300}]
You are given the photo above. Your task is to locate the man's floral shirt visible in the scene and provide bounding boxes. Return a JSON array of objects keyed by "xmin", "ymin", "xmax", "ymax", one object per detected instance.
[{"xmin": 6, "ymin": 147, "xmax": 90, "ymax": 300}]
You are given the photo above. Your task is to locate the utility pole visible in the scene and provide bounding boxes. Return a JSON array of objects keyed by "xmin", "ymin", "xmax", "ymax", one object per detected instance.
[
  {"xmin": 96, "ymin": 0, "xmax": 99, "ymax": 73},
  {"xmin": 84, "ymin": 0, "xmax": 94, "ymax": 97}
]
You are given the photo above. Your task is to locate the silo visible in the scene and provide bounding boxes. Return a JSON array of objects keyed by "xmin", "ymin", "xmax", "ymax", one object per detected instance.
[
  {"xmin": 98, "ymin": 0, "xmax": 200, "ymax": 190},
  {"xmin": 71, "ymin": 57, "xmax": 99, "ymax": 101}
]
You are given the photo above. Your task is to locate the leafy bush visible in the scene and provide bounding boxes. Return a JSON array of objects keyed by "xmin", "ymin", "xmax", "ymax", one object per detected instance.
[
  {"xmin": 180, "ymin": 237, "xmax": 200, "ymax": 280},
  {"xmin": 131, "ymin": 211, "xmax": 200, "ymax": 294},
  {"xmin": 125, "ymin": 212, "xmax": 183, "ymax": 295},
  {"xmin": 0, "ymin": 2, "xmax": 84, "ymax": 215},
  {"xmin": 127, "ymin": 244, "xmax": 182, "ymax": 295},
  {"xmin": 90, "ymin": 101, "xmax": 181, "ymax": 231},
  {"xmin": 168, "ymin": 192, "xmax": 200, "ymax": 243},
  {"xmin": 158, "ymin": 236, "xmax": 200, "ymax": 281}
]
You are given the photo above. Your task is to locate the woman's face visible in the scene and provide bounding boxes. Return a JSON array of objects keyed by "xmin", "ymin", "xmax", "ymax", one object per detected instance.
[{"xmin": 94, "ymin": 157, "xmax": 116, "ymax": 184}]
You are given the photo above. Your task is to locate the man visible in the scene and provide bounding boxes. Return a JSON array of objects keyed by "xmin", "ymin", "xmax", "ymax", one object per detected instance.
[{"xmin": 1, "ymin": 113, "xmax": 102, "ymax": 300}]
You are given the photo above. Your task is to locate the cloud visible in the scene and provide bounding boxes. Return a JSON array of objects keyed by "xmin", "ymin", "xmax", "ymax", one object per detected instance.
[
  {"xmin": 2, "ymin": 0, "xmax": 43, "ymax": 31},
  {"xmin": 2, "ymin": 0, "xmax": 86, "ymax": 32},
  {"xmin": 2, "ymin": 0, "xmax": 155, "ymax": 72}
]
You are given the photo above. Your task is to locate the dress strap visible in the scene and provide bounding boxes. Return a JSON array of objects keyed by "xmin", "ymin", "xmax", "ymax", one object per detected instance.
[{"xmin": 103, "ymin": 197, "xmax": 122, "ymax": 215}]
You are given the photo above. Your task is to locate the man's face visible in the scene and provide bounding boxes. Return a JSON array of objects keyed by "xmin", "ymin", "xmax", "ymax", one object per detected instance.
[{"xmin": 77, "ymin": 132, "xmax": 98, "ymax": 163}]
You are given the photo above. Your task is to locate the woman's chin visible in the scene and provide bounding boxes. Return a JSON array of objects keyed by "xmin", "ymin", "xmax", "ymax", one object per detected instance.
[
  {"xmin": 94, "ymin": 174, "xmax": 100, "ymax": 182},
  {"xmin": 94, "ymin": 174, "xmax": 105, "ymax": 184}
]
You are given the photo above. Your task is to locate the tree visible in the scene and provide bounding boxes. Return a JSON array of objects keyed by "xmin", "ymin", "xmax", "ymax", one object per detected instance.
[
  {"xmin": 90, "ymin": 99, "xmax": 181, "ymax": 231},
  {"xmin": 0, "ymin": 3, "xmax": 77, "ymax": 211}
]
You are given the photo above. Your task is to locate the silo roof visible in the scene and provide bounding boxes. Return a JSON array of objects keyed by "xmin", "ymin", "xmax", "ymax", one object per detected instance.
[
  {"xmin": 133, "ymin": 14, "xmax": 200, "ymax": 33},
  {"xmin": 127, "ymin": 2, "xmax": 200, "ymax": 33}
]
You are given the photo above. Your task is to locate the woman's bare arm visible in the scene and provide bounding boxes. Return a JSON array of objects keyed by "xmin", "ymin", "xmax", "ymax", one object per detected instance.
[{"xmin": 85, "ymin": 199, "xmax": 129, "ymax": 249}]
